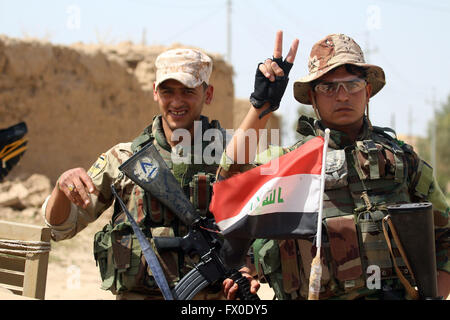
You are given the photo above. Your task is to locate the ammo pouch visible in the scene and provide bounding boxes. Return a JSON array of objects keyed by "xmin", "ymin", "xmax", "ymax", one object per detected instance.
[
  {"xmin": 325, "ymin": 149, "xmax": 348, "ymax": 189},
  {"xmin": 94, "ymin": 222, "xmax": 147, "ymax": 294},
  {"xmin": 253, "ymin": 238, "xmax": 289, "ymax": 300},
  {"xmin": 254, "ymin": 237, "xmax": 336, "ymax": 300},
  {"xmin": 94, "ymin": 223, "xmax": 115, "ymax": 291},
  {"xmin": 189, "ymin": 172, "xmax": 215, "ymax": 216},
  {"xmin": 356, "ymin": 210, "xmax": 396, "ymax": 279},
  {"xmin": 352, "ymin": 140, "xmax": 403, "ymax": 182},
  {"xmin": 94, "ymin": 222, "xmax": 140, "ymax": 294}
]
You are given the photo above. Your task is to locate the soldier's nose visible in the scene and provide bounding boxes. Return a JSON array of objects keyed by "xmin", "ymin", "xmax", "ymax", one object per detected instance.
[{"xmin": 335, "ymin": 85, "xmax": 349, "ymax": 101}]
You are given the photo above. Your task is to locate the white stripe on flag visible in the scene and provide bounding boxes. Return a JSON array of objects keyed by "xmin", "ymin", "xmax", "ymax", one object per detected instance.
[{"xmin": 217, "ymin": 173, "xmax": 321, "ymax": 232}]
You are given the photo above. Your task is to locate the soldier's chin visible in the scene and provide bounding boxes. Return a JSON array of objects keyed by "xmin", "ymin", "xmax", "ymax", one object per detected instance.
[
  {"xmin": 168, "ymin": 119, "xmax": 193, "ymax": 133},
  {"xmin": 332, "ymin": 114, "xmax": 363, "ymax": 126}
]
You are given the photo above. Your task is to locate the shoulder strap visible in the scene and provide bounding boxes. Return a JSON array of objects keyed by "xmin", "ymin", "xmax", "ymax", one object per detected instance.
[
  {"xmin": 131, "ymin": 124, "xmax": 154, "ymax": 153},
  {"xmin": 295, "ymin": 115, "xmax": 316, "ymax": 137},
  {"xmin": 372, "ymin": 125, "xmax": 397, "ymax": 140}
]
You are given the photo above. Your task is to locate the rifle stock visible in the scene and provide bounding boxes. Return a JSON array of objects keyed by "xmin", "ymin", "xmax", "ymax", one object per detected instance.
[
  {"xmin": 119, "ymin": 143, "xmax": 199, "ymax": 226},
  {"xmin": 119, "ymin": 143, "xmax": 259, "ymax": 300}
]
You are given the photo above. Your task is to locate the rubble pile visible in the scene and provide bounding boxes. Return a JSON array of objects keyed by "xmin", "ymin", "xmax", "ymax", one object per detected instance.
[{"xmin": 0, "ymin": 174, "xmax": 52, "ymax": 222}]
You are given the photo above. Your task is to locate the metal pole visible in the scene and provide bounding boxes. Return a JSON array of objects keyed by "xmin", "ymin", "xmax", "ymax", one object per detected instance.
[
  {"xmin": 431, "ymin": 88, "xmax": 437, "ymax": 178},
  {"xmin": 227, "ymin": 0, "xmax": 232, "ymax": 63}
]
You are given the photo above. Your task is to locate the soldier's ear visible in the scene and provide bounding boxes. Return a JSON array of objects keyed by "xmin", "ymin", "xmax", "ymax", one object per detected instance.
[
  {"xmin": 365, "ymin": 82, "xmax": 372, "ymax": 100},
  {"xmin": 307, "ymin": 89, "xmax": 314, "ymax": 104},
  {"xmin": 153, "ymin": 82, "xmax": 158, "ymax": 102},
  {"xmin": 204, "ymin": 85, "xmax": 214, "ymax": 105}
]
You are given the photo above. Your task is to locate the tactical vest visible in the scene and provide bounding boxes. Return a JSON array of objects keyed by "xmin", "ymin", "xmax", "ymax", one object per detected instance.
[
  {"xmin": 254, "ymin": 118, "xmax": 434, "ymax": 300},
  {"xmin": 93, "ymin": 116, "xmax": 226, "ymax": 295}
]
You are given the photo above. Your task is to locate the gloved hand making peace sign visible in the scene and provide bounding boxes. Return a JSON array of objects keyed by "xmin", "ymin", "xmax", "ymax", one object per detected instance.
[{"xmin": 250, "ymin": 30, "xmax": 299, "ymax": 118}]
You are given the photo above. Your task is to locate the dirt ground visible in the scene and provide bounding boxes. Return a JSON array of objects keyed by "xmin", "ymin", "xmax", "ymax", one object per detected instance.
[
  {"xmin": 45, "ymin": 209, "xmax": 274, "ymax": 300},
  {"xmin": 43, "ymin": 209, "xmax": 116, "ymax": 300}
]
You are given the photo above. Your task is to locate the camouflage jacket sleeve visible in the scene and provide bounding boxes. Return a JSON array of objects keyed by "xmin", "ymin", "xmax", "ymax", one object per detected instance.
[
  {"xmin": 217, "ymin": 145, "xmax": 286, "ymax": 181},
  {"xmin": 42, "ymin": 142, "xmax": 134, "ymax": 241},
  {"xmin": 405, "ymin": 145, "xmax": 450, "ymax": 273},
  {"xmin": 254, "ymin": 145, "xmax": 287, "ymax": 165}
]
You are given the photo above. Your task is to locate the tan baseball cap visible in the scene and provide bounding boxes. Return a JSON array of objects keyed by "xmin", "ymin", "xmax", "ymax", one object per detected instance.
[
  {"xmin": 155, "ymin": 48, "xmax": 213, "ymax": 89},
  {"xmin": 293, "ymin": 34, "xmax": 386, "ymax": 105}
]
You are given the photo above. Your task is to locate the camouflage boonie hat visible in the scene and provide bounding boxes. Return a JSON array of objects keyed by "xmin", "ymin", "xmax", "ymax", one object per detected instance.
[
  {"xmin": 293, "ymin": 34, "xmax": 386, "ymax": 105},
  {"xmin": 155, "ymin": 48, "xmax": 213, "ymax": 89}
]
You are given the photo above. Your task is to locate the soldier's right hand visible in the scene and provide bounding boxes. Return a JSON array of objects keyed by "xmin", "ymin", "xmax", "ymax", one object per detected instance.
[
  {"xmin": 223, "ymin": 266, "xmax": 260, "ymax": 300},
  {"xmin": 57, "ymin": 168, "xmax": 96, "ymax": 209}
]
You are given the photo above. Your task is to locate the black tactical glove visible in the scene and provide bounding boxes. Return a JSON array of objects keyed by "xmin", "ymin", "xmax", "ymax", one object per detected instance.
[{"xmin": 249, "ymin": 57, "xmax": 293, "ymax": 119}]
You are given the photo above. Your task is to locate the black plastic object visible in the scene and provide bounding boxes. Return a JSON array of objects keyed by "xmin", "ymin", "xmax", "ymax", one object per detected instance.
[
  {"xmin": 0, "ymin": 122, "xmax": 28, "ymax": 181},
  {"xmin": 387, "ymin": 202, "xmax": 439, "ymax": 299}
]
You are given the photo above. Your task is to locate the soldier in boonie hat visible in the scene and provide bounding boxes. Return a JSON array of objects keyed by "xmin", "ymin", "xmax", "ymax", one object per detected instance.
[
  {"xmin": 222, "ymin": 31, "xmax": 449, "ymax": 301},
  {"xmin": 155, "ymin": 48, "xmax": 213, "ymax": 89}
]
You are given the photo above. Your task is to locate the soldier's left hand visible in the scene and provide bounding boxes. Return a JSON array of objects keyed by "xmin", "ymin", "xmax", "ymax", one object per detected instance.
[
  {"xmin": 258, "ymin": 30, "xmax": 299, "ymax": 82},
  {"xmin": 250, "ymin": 30, "xmax": 299, "ymax": 118}
]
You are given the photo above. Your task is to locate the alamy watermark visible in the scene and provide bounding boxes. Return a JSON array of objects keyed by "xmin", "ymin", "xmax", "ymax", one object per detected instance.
[
  {"xmin": 66, "ymin": 4, "xmax": 81, "ymax": 30},
  {"xmin": 66, "ymin": 264, "xmax": 81, "ymax": 290},
  {"xmin": 170, "ymin": 121, "xmax": 280, "ymax": 175},
  {"xmin": 366, "ymin": 265, "xmax": 381, "ymax": 289},
  {"xmin": 366, "ymin": 5, "xmax": 382, "ymax": 31}
]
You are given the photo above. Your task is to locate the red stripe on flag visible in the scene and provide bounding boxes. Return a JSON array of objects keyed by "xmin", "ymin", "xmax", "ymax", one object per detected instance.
[{"xmin": 210, "ymin": 136, "xmax": 324, "ymax": 224}]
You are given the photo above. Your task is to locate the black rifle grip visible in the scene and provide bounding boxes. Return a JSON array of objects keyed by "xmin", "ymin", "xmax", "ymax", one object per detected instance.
[{"xmin": 230, "ymin": 271, "xmax": 260, "ymax": 301}]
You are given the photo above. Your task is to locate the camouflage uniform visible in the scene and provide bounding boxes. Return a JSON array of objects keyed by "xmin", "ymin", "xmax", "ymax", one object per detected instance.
[
  {"xmin": 42, "ymin": 48, "xmax": 229, "ymax": 299},
  {"xmin": 223, "ymin": 33, "xmax": 449, "ymax": 300},
  {"xmin": 43, "ymin": 115, "xmax": 226, "ymax": 299},
  {"xmin": 252, "ymin": 117, "xmax": 449, "ymax": 300}
]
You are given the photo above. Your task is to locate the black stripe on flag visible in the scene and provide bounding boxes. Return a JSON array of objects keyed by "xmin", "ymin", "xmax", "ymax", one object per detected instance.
[
  {"xmin": 222, "ymin": 211, "xmax": 318, "ymax": 239},
  {"xmin": 219, "ymin": 212, "xmax": 318, "ymax": 268}
]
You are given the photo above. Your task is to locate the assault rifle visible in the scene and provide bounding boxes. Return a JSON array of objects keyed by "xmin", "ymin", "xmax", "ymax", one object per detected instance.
[{"xmin": 117, "ymin": 143, "xmax": 259, "ymax": 300}]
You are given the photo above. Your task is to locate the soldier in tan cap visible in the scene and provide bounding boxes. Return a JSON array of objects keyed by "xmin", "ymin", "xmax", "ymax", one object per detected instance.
[
  {"xmin": 42, "ymin": 48, "xmax": 233, "ymax": 300},
  {"xmin": 222, "ymin": 31, "xmax": 449, "ymax": 300}
]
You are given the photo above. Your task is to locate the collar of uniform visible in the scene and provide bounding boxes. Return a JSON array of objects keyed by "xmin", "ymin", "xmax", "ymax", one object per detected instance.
[
  {"xmin": 151, "ymin": 115, "xmax": 212, "ymax": 152},
  {"xmin": 151, "ymin": 115, "xmax": 171, "ymax": 152},
  {"xmin": 315, "ymin": 117, "xmax": 371, "ymax": 149}
]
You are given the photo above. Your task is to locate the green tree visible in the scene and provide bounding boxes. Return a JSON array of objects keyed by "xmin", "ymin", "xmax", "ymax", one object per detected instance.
[
  {"xmin": 434, "ymin": 95, "xmax": 450, "ymax": 194},
  {"xmin": 417, "ymin": 94, "xmax": 450, "ymax": 195}
]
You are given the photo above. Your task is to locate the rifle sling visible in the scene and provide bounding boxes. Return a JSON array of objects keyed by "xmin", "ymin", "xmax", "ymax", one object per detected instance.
[
  {"xmin": 382, "ymin": 215, "xmax": 419, "ymax": 300},
  {"xmin": 111, "ymin": 185, "xmax": 175, "ymax": 300}
]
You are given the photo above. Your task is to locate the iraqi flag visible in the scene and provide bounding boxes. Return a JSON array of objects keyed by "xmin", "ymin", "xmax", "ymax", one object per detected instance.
[
  {"xmin": 210, "ymin": 136, "xmax": 325, "ymax": 268},
  {"xmin": 210, "ymin": 136, "xmax": 325, "ymax": 241}
]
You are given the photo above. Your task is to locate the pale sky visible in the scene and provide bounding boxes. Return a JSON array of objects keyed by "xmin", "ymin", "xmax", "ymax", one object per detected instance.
[{"xmin": 1, "ymin": 0, "xmax": 449, "ymax": 146}]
